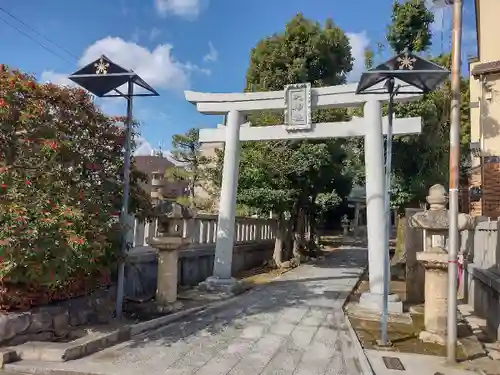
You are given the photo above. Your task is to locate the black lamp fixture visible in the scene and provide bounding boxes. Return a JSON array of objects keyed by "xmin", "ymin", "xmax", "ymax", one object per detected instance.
[
  {"xmin": 355, "ymin": 51, "xmax": 449, "ymax": 347},
  {"xmin": 69, "ymin": 55, "xmax": 159, "ymax": 321}
]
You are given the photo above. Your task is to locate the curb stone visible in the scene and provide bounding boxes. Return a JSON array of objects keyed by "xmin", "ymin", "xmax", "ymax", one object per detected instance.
[
  {"xmin": 3, "ymin": 267, "xmax": 295, "ymax": 369},
  {"xmin": 340, "ymin": 257, "xmax": 374, "ymax": 375},
  {"xmin": 345, "ymin": 315, "xmax": 375, "ymax": 375}
]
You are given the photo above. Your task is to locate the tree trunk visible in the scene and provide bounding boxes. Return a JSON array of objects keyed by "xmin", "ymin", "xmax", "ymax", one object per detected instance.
[
  {"xmin": 273, "ymin": 214, "xmax": 284, "ymax": 267},
  {"xmin": 284, "ymin": 214, "xmax": 294, "ymax": 260},
  {"xmin": 293, "ymin": 207, "xmax": 306, "ymax": 259}
]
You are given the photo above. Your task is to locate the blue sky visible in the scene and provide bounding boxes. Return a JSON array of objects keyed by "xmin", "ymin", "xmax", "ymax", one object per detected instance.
[{"xmin": 0, "ymin": 0, "xmax": 477, "ymax": 155}]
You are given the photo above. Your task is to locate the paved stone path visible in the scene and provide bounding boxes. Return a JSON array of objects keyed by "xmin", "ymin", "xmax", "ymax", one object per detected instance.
[{"xmin": 20, "ymin": 247, "xmax": 367, "ymax": 375}]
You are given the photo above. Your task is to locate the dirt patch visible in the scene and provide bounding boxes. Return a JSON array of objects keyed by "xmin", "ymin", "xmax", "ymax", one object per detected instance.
[
  {"xmin": 346, "ymin": 272, "xmax": 468, "ymax": 360},
  {"xmin": 236, "ymin": 266, "xmax": 285, "ymax": 286}
]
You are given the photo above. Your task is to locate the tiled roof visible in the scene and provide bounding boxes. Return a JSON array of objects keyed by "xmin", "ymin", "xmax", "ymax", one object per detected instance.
[
  {"xmin": 471, "ymin": 60, "xmax": 500, "ymax": 77},
  {"xmin": 134, "ymin": 155, "xmax": 174, "ymax": 175}
]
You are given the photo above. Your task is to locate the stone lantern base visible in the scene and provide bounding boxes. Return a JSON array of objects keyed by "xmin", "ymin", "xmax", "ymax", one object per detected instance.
[
  {"xmin": 359, "ymin": 292, "xmax": 403, "ymax": 313},
  {"xmin": 417, "ymin": 251, "xmax": 449, "ymax": 346}
]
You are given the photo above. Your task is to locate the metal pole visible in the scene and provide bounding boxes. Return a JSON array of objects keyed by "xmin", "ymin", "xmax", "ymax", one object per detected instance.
[
  {"xmin": 381, "ymin": 78, "xmax": 395, "ymax": 346},
  {"xmin": 115, "ymin": 80, "xmax": 134, "ymax": 320},
  {"xmin": 447, "ymin": 0, "xmax": 463, "ymax": 364}
]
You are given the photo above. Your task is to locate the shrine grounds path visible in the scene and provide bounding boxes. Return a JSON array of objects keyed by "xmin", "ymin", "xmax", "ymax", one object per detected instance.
[{"xmin": 18, "ymin": 247, "xmax": 368, "ymax": 375}]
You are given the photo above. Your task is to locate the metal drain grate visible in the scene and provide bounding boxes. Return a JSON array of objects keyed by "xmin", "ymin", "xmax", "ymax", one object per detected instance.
[{"xmin": 382, "ymin": 356, "xmax": 406, "ymax": 371}]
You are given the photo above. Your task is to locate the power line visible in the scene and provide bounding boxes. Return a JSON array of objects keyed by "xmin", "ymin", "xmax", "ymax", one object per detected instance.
[{"xmin": 0, "ymin": 7, "xmax": 77, "ymax": 65}]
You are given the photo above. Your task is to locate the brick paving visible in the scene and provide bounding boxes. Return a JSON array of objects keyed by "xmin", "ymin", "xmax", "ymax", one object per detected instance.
[{"xmin": 14, "ymin": 247, "xmax": 367, "ymax": 375}]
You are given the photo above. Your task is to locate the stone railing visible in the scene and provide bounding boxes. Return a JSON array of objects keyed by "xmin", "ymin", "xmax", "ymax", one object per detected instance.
[
  {"xmin": 124, "ymin": 215, "xmax": 276, "ymax": 299},
  {"xmin": 124, "ymin": 214, "xmax": 275, "ymax": 250},
  {"xmin": 460, "ymin": 218, "xmax": 500, "ymax": 341}
]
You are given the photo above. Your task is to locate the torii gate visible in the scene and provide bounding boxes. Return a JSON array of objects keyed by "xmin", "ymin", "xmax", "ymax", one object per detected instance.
[{"xmin": 185, "ymin": 81, "xmax": 422, "ymax": 312}]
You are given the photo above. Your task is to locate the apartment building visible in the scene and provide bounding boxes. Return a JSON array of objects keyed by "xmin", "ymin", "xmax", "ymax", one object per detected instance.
[{"xmin": 134, "ymin": 154, "xmax": 188, "ymax": 199}]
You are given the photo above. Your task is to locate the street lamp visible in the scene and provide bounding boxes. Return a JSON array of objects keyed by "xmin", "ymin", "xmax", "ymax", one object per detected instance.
[
  {"xmin": 69, "ymin": 55, "xmax": 159, "ymax": 320},
  {"xmin": 356, "ymin": 52, "xmax": 449, "ymax": 347}
]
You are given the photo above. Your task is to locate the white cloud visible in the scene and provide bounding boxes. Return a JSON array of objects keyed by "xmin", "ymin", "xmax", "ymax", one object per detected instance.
[
  {"xmin": 154, "ymin": 0, "xmax": 208, "ymax": 19},
  {"xmin": 203, "ymin": 41, "xmax": 218, "ymax": 62},
  {"xmin": 134, "ymin": 137, "xmax": 154, "ymax": 156},
  {"xmin": 41, "ymin": 37, "xmax": 208, "ymax": 92},
  {"xmin": 150, "ymin": 28, "xmax": 161, "ymax": 41},
  {"xmin": 40, "ymin": 71, "xmax": 75, "ymax": 86},
  {"xmin": 78, "ymin": 37, "xmax": 194, "ymax": 91},
  {"xmin": 346, "ymin": 31, "xmax": 370, "ymax": 82}
]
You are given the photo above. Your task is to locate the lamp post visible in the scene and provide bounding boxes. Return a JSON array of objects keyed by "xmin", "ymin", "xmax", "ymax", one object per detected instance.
[
  {"xmin": 356, "ymin": 52, "xmax": 449, "ymax": 346},
  {"xmin": 448, "ymin": 0, "xmax": 464, "ymax": 363},
  {"xmin": 69, "ymin": 55, "xmax": 159, "ymax": 320},
  {"xmin": 433, "ymin": 0, "xmax": 464, "ymax": 363}
]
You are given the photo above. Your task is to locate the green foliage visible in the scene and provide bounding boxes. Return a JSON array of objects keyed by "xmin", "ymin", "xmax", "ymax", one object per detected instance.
[
  {"xmin": 386, "ymin": 0, "xmax": 435, "ymax": 53},
  {"xmin": 239, "ymin": 13, "xmax": 354, "ymax": 246},
  {"xmin": 388, "ymin": 53, "xmax": 471, "ymax": 207},
  {"xmin": 166, "ymin": 127, "xmax": 210, "ymax": 210},
  {"xmin": 364, "ymin": 47, "xmax": 375, "ymax": 69},
  {"xmin": 0, "ymin": 65, "xmax": 151, "ymax": 309},
  {"xmin": 245, "ymin": 13, "xmax": 353, "ymax": 92}
]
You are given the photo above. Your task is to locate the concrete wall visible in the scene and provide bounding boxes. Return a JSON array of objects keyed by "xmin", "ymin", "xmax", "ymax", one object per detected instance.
[
  {"xmin": 461, "ymin": 218, "xmax": 500, "ymax": 340},
  {"xmin": 124, "ymin": 241, "xmax": 274, "ymax": 298},
  {"xmin": 123, "ymin": 214, "xmax": 276, "ymax": 298}
]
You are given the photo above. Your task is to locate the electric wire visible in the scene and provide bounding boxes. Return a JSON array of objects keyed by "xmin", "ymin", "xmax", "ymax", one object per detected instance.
[{"xmin": 0, "ymin": 7, "xmax": 77, "ymax": 64}]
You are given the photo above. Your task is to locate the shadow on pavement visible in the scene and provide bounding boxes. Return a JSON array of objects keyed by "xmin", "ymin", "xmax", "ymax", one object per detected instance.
[{"xmin": 121, "ymin": 247, "xmax": 367, "ymax": 350}]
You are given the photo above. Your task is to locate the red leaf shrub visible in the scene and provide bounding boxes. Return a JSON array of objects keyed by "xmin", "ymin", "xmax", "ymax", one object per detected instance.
[{"xmin": 0, "ymin": 65, "xmax": 152, "ymax": 310}]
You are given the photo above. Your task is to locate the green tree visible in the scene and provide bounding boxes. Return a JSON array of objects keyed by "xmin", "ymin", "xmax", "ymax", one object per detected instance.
[
  {"xmin": 346, "ymin": 2, "xmax": 470, "ymax": 211},
  {"xmin": 166, "ymin": 128, "xmax": 211, "ymax": 210},
  {"xmin": 245, "ymin": 13, "xmax": 353, "ymax": 91},
  {"xmin": 386, "ymin": 0, "xmax": 435, "ymax": 53},
  {"xmin": 239, "ymin": 14, "xmax": 354, "ymax": 264}
]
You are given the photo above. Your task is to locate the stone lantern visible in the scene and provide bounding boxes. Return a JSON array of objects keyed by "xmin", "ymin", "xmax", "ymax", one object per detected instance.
[
  {"xmin": 149, "ymin": 200, "xmax": 193, "ymax": 307},
  {"xmin": 341, "ymin": 215, "xmax": 350, "ymax": 236},
  {"xmin": 409, "ymin": 184, "xmax": 475, "ymax": 345}
]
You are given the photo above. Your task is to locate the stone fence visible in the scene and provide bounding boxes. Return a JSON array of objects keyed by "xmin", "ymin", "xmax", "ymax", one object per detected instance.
[
  {"xmin": 461, "ymin": 218, "xmax": 500, "ymax": 341},
  {"xmin": 124, "ymin": 214, "xmax": 276, "ymax": 299}
]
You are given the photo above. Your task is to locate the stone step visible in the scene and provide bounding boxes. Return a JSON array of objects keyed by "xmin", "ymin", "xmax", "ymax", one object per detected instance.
[
  {"xmin": 10, "ymin": 327, "xmax": 130, "ymax": 362},
  {"xmin": 5, "ymin": 360, "xmax": 100, "ymax": 375}
]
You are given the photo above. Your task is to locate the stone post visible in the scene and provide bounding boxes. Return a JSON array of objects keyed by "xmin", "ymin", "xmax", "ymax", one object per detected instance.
[
  {"xmin": 353, "ymin": 203, "xmax": 360, "ymax": 235},
  {"xmin": 409, "ymin": 184, "xmax": 475, "ymax": 345},
  {"xmin": 404, "ymin": 207, "xmax": 425, "ymax": 304}
]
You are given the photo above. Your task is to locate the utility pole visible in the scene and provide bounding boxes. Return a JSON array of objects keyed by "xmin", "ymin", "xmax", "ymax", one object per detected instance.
[{"xmin": 447, "ymin": 0, "xmax": 463, "ymax": 364}]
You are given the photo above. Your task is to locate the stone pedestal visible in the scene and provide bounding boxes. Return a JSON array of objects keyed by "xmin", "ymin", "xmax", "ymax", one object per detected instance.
[
  {"xmin": 417, "ymin": 251, "xmax": 448, "ymax": 345},
  {"xmin": 156, "ymin": 244, "xmax": 179, "ymax": 304},
  {"xmin": 359, "ymin": 292, "xmax": 403, "ymax": 313},
  {"xmin": 150, "ymin": 236, "xmax": 184, "ymax": 305},
  {"xmin": 149, "ymin": 202, "xmax": 193, "ymax": 308}
]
